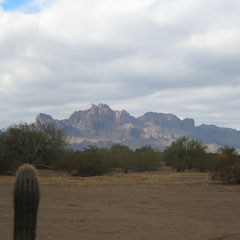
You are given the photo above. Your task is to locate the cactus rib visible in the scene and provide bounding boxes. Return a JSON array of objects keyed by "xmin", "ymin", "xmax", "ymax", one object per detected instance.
[{"xmin": 14, "ymin": 164, "xmax": 40, "ymax": 240}]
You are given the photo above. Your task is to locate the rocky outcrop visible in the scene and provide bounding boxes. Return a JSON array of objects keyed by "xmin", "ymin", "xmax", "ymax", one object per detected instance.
[
  {"xmin": 191, "ymin": 124, "xmax": 240, "ymax": 149},
  {"xmin": 138, "ymin": 112, "xmax": 195, "ymax": 130},
  {"xmin": 33, "ymin": 103, "xmax": 240, "ymax": 150}
]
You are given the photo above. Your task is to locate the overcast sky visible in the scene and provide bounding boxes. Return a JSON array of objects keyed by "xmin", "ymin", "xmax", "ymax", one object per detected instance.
[{"xmin": 0, "ymin": 0, "xmax": 240, "ymax": 130}]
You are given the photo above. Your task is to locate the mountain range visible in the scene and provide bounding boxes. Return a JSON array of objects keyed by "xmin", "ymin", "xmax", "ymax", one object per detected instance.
[{"xmin": 34, "ymin": 103, "xmax": 240, "ymax": 151}]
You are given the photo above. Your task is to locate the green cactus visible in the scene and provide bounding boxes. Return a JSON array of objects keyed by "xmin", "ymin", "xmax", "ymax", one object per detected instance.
[{"xmin": 13, "ymin": 164, "xmax": 40, "ymax": 240}]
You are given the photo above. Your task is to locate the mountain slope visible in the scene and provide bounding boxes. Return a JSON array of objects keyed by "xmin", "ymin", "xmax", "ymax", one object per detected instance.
[{"xmin": 34, "ymin": 103, "xmax": 240, "ymax": 150}]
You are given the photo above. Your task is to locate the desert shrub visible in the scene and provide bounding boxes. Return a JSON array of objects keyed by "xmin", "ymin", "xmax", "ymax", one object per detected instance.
[
  {"xmin": 0, "ymin": 154, "xmax": 20, "ymax": 175},
  {"xmin": 0, "ymin": 135, "xmax": 21, "ymax": 174},
  {"xmin": 163, "ymin": 137, "xmax": 208, "ymax": 172},
  {"xmin": 67, "ymin": 147, "xmax": 113, "ymax": 176},
  {"xmin": 193, "ymin": 155, "xmax": 210, "ymax": 172},
  {"xmin": 63, "ymin": 144, "xmax": 162, "ymax": 176},
  {"xmin": 110, "ymin": 144, "xmax": 134, "ymax": 173},
  {"xmin": 110, "ymin": 145, "xmax": 161, "ymax": 173},
  {"xmin": 163, "ymin": 137, "xmax": 188, "ymax": 172},
  {"xmin": 203, "ymin": 153, "xmax": 219, "ymax": 171},
  {"xmin": 53, "ymin": 148, "xmax": 75, "ymax": 170},
  {"xmin": 186, "ymin": 139, "xmax": 208, "ymax": 171},
  {"xmin": 134, "ymin": 146, "xmax": 161, "ymax": 172},
  {"xmin": 211, "ymin": 146, "xmax": 240, "ymax": 184}
]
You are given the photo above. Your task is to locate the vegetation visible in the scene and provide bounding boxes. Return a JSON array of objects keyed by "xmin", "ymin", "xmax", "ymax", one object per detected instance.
[
  {"xmin": 163, "ymin": 137, "xmax": 207, "ymax": 172},
  {"xmin": 163, "ymin": 137, "xmax": 240, "ymax": 184},
  {"xmin": 134, "ymin": 146, "xmax": 161, "ymax": 172},
  {"xmin": 110, "ymin": 144, "xmax": 134, "ymax": 173},
  {"xmin": 62, "ymin": 147, "xmax": 113, "ymax": 176},
  {"xmin": 14, "ymin": 164, "xmax": 40, "ymax": 240},
  {"xmin": 0, "ymin": 122, "xmax": 240, "ymax": 184},
  {"xmin": 0, "ymin": 123, "xmax": 162, "ymax": 176},
  {"xmin": 57, "ymin": 144, "xmax": 162, "ymax": 176},
  {"xmin": 0, "ymin": 123, "xmax": 66, "ymax": 174},
  {"xmin": 211, "ymin": 146, "xmax": 240, "ymax": 184}
]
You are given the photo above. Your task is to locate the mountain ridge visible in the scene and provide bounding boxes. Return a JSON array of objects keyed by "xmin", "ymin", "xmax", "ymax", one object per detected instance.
[{"xmin": 34, "ymin": 103, "xmax": 240, "ymax": 150}]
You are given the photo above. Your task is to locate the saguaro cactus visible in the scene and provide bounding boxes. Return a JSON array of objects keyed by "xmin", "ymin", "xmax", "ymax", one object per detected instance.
[{"xmin": 14, "ymin": 164, "xmax": 40, "ymax": 240}]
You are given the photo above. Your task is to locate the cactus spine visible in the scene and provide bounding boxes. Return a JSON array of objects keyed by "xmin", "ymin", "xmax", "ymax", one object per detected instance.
[{"xmin": 14, "ymin": 164, "xmax": 40, "ymax": 240}]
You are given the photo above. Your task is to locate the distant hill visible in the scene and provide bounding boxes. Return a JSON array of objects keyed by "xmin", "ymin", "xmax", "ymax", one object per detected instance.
[{"xmin": 33, "ymin": 103, "xmax": 240, "ymax": 150}]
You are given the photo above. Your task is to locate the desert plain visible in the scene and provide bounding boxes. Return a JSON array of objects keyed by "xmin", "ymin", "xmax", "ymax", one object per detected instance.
[{"xmin": 0, "ymin": 168, "xmax": 240, "ymax": 240}]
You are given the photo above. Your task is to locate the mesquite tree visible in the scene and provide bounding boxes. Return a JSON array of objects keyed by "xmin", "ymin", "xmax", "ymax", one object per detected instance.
[{"xmin": 0, "ymin": 123, "xmax": 66, "ymax": 170}]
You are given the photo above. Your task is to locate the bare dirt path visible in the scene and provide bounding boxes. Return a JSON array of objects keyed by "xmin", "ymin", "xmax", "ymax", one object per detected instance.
[{"xmin": 0, "ymin": 170, "xmax": 240, "ymax": 240}]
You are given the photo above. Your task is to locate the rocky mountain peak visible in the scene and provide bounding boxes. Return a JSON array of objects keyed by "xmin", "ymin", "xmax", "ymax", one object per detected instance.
[
  {"xmin": 89, "ymin": 103, "xmax": 113, "ymax": 116},
  {"xmin": 138, "ymin": 112, "xmax": 194, "ymax": 130},
  {"xmin": 35, "ymin": 113, "xmax": 54, "ymax": 123},
  {"xmin": 182, "ymin": 118, "xmax": 195, "ymax": 130},
  {"xmin": 98, "ymin": 103, "xmax": 111, "ymax": 110},
  {"xmin": 32, "ymin": 104, "xmax": 240, "ymax": 150},
  {"xmin": 68, "ymin": 111, "xmax": 82, "ymax": 124},
  {"xmin": 90, "ymin": 103, "xmax": 111, "ymax": 111},
  {"xmin": 115, "ymin": 110, "xmax": 136, "ymax": 124},
  {"xmin": 35, "ymin": 113, "xmax": 60, "ymax": 130},
  {"xmin": 139, "ymin": 112, "xmax": 180, "ymax": 127},
  {"xmin": 90, "ymin": 103, "xmax": 98, "ymax": 110}
]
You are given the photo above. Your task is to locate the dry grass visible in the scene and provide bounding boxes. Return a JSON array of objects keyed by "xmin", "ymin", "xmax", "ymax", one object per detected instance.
[
  {"xmin": 37, "ymin": 168, "xmax": 211, "ymax": 187},
  {"xmin": 1, "ymin": 168, "xmax": 240, "ymax": 240},
  {"xmin": 0, "ymin": 168, "xmax": 231, "ymax": 188}
]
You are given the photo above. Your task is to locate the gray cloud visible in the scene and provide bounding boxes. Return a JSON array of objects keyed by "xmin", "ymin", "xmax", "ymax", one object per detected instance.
[{"xmin": 0, "ymin": 0, "xmax": 240, "ymax": 130}]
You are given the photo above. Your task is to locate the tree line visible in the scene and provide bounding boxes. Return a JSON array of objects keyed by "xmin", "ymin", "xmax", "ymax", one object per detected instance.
[
  {"xmin": 57, "ymin": 145, "xmax": 162, "ymax": 176},
  {"xmin": 163, "ymin": 136, "xmax": 240, "ymax": 183},
  {"xmin": 0, "ymin": 124, "xmax": 239, "ymax": 183},
  {"xmin": 0, "ymin": 123, "xmax": 162, "ymax": 175}
]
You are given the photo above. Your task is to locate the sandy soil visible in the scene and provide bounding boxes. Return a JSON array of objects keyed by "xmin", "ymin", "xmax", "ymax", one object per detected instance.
[{"xmin": 0, "ymin": 169, "xmax": 240, "ymax": 240}]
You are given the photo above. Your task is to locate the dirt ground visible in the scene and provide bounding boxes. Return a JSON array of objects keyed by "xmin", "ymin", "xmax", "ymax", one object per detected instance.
[{"xmin": 0, "ymin": 168, "xmax": 240, "ymax": 240}]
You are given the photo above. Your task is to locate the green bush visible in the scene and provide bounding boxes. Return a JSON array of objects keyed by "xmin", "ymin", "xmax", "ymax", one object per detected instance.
[
  {"xmin": 0, "ymin": 153, "xmax": 20, "ymax": 175},
  {"xmin": 0, "ymin": 136, "xmax": 21, "ymax": 175},
  {"xmin": 57, "ymin": 144, "xmax": 162, "ymax": 176},
  {"xmin": 110, "ymin": 144, "xmax": 134, "ymax": 173},
  {"xmin": 134, "ymin": 146, "xmax": 161, "ymax": 172},
  {"xmin": 211, "ymin": 146, "xmax": 240, "ymax": 184},
  {"xmin": 163, "ymin": 137, "xmax": 188, "ymax": 172},
  {"xmin": 0, "ymin": 123, "xmax": 66, "ymax": 174},
  {"xmin": 67, "ymin": 147, "xmax": 113, "ymax": 176},
  {"xmin": 110, "ymin": 145, "xmax": 161, "ymax": 173},
  {"xmin": 163, "ymin": 137, "xmax": 208, "ymax": 172}
]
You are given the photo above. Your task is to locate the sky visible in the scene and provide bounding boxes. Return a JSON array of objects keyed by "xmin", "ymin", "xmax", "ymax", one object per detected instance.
[
  {"xmin": 0, "ymin": 0, "xmax": 240, "ymax": 130},
  {"xmin": 1, "ymin": 0, "xmax": 32, "ymax": 10}
]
